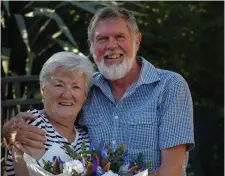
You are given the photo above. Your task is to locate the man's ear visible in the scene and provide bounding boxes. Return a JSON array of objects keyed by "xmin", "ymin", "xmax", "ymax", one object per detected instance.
[
  {"xmin": 135, "ymin": 32, "xmax": 142, "ymax": 52},
  {"xmin": 87, "ymin": 39, "xmax": 91, "ymax": 48}
]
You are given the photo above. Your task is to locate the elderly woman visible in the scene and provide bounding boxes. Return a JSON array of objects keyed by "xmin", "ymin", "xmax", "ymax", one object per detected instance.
[{"xmin": 5, "ymin": 51, "xmax": 94, "ymax": 176}]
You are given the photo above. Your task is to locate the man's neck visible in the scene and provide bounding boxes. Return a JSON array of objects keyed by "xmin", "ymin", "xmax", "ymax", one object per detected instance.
[{"xmin": 108, "ymin": 61, "xmax": 141, "ymax": 103}]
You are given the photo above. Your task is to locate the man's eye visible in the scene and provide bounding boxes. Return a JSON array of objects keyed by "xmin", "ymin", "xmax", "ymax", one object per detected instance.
[
  {"xmin": 97, "ymin": 37, "xmax": 107, "ymax": 42},
  {"xmin": 55, "ymin": 84, "xmax": 63, "ymax": 87},
  {"xmin": 116, "ymin": 35, "xmax": 125, "ymax": 40}
]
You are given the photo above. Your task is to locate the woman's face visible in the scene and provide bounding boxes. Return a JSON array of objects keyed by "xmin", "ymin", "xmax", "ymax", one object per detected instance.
[{"xmin": 41, "ymin": 69, "xmax": 87, "ymax": 122}]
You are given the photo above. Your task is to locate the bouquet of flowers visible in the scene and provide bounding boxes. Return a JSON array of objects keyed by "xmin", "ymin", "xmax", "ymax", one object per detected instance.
[{"xmin": 24, "ymin": 141, "xmax": 156, "ymax": 176}]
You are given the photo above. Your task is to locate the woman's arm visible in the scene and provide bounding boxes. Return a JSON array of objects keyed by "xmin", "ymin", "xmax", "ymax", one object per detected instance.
[{"xmin": 11, "ymin": 146, "xmax": 29, "ymax": 176}]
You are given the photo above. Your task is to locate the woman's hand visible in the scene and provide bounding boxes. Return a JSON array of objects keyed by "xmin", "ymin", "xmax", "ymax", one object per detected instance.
[{"xmin": 12, "ymin": 145, "xmax": 29, "ymax": 176}]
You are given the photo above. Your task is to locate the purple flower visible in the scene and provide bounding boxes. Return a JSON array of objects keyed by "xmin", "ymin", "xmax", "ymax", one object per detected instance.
[
  {"xmin": 121, "ymin": 150, "xmax": 128, "ymax": 160},
  {"xmin": 89, "ymin": 143, "xmax": 96, "ymax": 152},
  {"xmin": 52, "ymin": 156, "xmax": 57, "ymax": 162},
  {"xmin": 98, "ymin": 141, "xmax": 108, "ymax": 161},
  {"xmin": 96, "ymin": 166, "xmax": 105, "ymax": 176},
  {"xmin": 58, "ymin": 156, "xmax": 65, "ymax": 172},
  {"xmin": 120, "ymin": 150, "xmax": 128, "ymax": 165},
  {"xmin": 92, "ymin": 158, "xmax": 99, "ymax": 174},
  {"xmin": 128, "ymin": 162, "xmax": 135, "ymax": 169},
  {"xmin": 119, "ymin": 163, "xmax": 130, "ymax": 174},
  {"xmin": 58, "ymin": 156, "xmax": 65, "ymax": 165}
]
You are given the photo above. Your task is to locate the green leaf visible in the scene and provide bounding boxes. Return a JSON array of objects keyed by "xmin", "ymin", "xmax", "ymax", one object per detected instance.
[
  {"xmin": 114, "ymin": 142, "xmax": 124, "ymax": 155},
  {"xmin": 81, "ymin": 140, "xmax": 87, "ymax": 152},
  {"xmin": 42, "ymin": 159, "xmax": 53, "ymax": 173},
  {"xmin": 14, "ymin": 14, "xmax": 33, "ymax": 75},
  {"xmin": 127, "ymin": 1, "xmax": 145, "ymax": 8},
  {"xmin": 69, "ymin": 2, "xmax": 97, "ymax": 14},
  {"xmin": 14, "ymin": 14, "xmax": 31, "ymax": 51},
  {"xmin": 1, "ymin": 47, "xmax": 10, "ymax": 75},
  {"xmin": 146, "ymin": 160, "xmax": 151, "ymax": 170},
  {"xmin": 25, "ymin": 8, "xmax": 78, "ymax": 48},
  {"xmin": 135, "ymin": 153, "xmax": 144, "ymax": 165},
  {"xmin": 72, "ymin": 169, "xmax": 80, "ymax": 176},
  {"xmin": 2, "ymin": 1, "xmax": 10, "ymax": 16},
  {"xmin": 72, "ymin": 152, "xmax": 79, "ymax": 159},
  {"xmin": 52, "ymin": 38, "xmax": 84, "ymax": 56},
  {"xmin": 64, "ymin": 143, "xmax": 74, "ymax": 157}
]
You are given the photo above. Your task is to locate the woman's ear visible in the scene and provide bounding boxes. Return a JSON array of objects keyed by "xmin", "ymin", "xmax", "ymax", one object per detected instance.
[{"xmin": 40, "ymin": 83, "xmax": 45, "ymax": 98}]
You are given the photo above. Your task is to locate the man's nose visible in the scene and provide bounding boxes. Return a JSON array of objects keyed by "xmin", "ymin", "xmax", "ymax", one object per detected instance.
[{"xmin": 107, "ymin": 37, "xmax": 118, "ymax": 49}]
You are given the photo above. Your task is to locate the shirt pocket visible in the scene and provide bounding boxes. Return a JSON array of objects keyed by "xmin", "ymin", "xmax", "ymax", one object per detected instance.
[
  {"xmin": 80, "ymin": 113, "xmax": 111, "ymax": 145},
  {"xmin": 83, "ymin": 114, "xmax": 103, "ymax": 126},
  {"xmin": 122, "ymin": 108, "xmax": 159, "ymax": 150}
]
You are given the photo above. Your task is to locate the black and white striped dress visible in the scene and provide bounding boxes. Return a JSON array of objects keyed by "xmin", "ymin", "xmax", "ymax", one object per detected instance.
[{"xmin": 5, "ymin": 109, "xmax": 90, "ymax": 176}]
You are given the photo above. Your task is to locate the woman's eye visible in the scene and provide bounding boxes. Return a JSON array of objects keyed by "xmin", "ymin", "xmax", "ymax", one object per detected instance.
[{"xmin": 73, "ymin": 86, "xmax": 80, "ymax": 89}]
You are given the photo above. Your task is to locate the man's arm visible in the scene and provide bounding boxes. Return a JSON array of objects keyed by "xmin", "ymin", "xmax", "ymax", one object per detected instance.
[
  {"xmin": 156, "ymin": 144, "xmax": 186, "ymax": 176},
  {"xmin": 3, "ymin": 112, "xmax": 46, "ymax": 150},
  {"xmin": 157, "ymin": 75, "xmax": 194, "ymax": 175}
]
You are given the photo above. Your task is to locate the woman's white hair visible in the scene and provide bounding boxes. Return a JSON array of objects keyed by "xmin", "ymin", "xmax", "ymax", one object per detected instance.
[{"xmin": 39, "ymin": 51, "xmax": 94, "ymax": 93}]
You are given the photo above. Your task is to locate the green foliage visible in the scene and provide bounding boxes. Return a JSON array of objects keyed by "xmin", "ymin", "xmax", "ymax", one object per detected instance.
[
  {"xmin": 72, "ymin": 169, "xmax": 80, "ymax": 176},
  {"xmin": 108, "ymin": 142, "xmax": 125, "ymax": 172},
  {"xmin": 135, "ymin": 153, "xmax": 144, "ymax": 166},
  {"xmin": 130, "ymin": 1, "xmax": 223, "ymax": 111},
  {"xmin": 64, "ymin": 143, "xmax": 74, "ymax": 157},
  {"xmin": 42, "ymin": 159, "xmax": 53, "ymax": 173},
  {"xmin": 146, "ymin": 161, "xmax": 151, "ymax": 170},
  {"xmin": 1, "ymin": 1, "xmax": 223, "ymax": 110}
]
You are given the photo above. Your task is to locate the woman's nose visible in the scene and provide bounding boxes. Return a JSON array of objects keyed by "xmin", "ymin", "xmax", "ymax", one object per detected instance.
[{"xmin": 62, "ymin": 86, "xmax": 73, "ymax": 97}]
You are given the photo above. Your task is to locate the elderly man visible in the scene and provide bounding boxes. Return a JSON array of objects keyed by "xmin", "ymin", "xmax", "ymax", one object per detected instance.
[{"xmin": 3, "ymin": 6, "xmax": 194, "ymax": 176}]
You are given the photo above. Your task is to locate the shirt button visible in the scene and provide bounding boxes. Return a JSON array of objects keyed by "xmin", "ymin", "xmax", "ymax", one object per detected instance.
[
  {"xmin": 112, "ymin": 140, "xmax": 116, "ymax": 145},
  {"xmin": 114, "ymin": 115, "xmax": 118, "ymax": 119}
]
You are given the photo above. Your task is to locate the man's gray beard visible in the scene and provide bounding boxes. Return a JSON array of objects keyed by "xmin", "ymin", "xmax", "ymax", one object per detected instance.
[
  {"xmin": 91, "ymin": 42, "xmax": 136, "ymax": 80},
  {"xmin": 94, "ymin": 56, "xmax": 135, "ymax": 80}
]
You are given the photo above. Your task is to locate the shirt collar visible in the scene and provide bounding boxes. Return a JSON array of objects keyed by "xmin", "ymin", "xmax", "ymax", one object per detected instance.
[
  {"xmin": 93, "ymin": 56, "xmax": 160, "ymax": 88},
  {"xmin": 136, "ymin": 56, "xmax": 160, "ymax": 86}
]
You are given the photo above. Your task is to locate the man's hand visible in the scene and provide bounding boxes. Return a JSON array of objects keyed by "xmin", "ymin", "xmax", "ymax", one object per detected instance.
[{"xmin": 3, "ymin": 112, "xmax": 46, "ymax": 151}]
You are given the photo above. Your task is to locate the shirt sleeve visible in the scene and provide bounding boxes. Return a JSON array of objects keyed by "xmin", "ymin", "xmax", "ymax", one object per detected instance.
[
  {"xmin": 5, "ymin": 149, "xmax": 15, "ymax": 176},
  {"xmin": 158, "ymin": 74, "xmax": 195, "ymax": 151}
]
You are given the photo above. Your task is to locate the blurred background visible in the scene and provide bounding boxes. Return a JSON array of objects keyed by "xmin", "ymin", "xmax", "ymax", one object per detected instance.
[{"xmin": 1, "ymin": 1, "xmax": 224, "ymax": 176}]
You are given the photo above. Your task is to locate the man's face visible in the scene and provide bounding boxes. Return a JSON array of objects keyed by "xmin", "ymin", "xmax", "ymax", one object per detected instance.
[{"xmin": 89, "ymin": 18, "xmax": 141, "ymax": 80}]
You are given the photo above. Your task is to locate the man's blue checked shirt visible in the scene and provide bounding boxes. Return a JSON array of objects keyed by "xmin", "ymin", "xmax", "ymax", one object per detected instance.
[{"xmin": 79, "ymin": 56, "xmax": 195, "ymax": 175}]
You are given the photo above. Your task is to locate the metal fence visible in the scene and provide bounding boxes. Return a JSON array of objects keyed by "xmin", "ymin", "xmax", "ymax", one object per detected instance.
[{"xmin": 1, "ymin": 75, "xmax": 43, "ymax": 176}]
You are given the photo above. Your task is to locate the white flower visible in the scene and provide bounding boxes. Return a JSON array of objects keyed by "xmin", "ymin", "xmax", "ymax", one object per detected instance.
[
  {"xmin": 63, "ymin": 160, "xmax": 86, "ymax": 176},
  {"xmin": 102, "ymin": 170, "xmax": 119, "ymax": 176}
]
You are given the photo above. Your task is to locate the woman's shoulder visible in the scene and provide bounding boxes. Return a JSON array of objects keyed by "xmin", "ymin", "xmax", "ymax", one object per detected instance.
[
  {"xmin": 75, "ymin": 125, "xmax": 90, "ymax": 142},
  {"xmin": 74, "ymin": 125, "xmax": 90, "ymax": 150}
]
